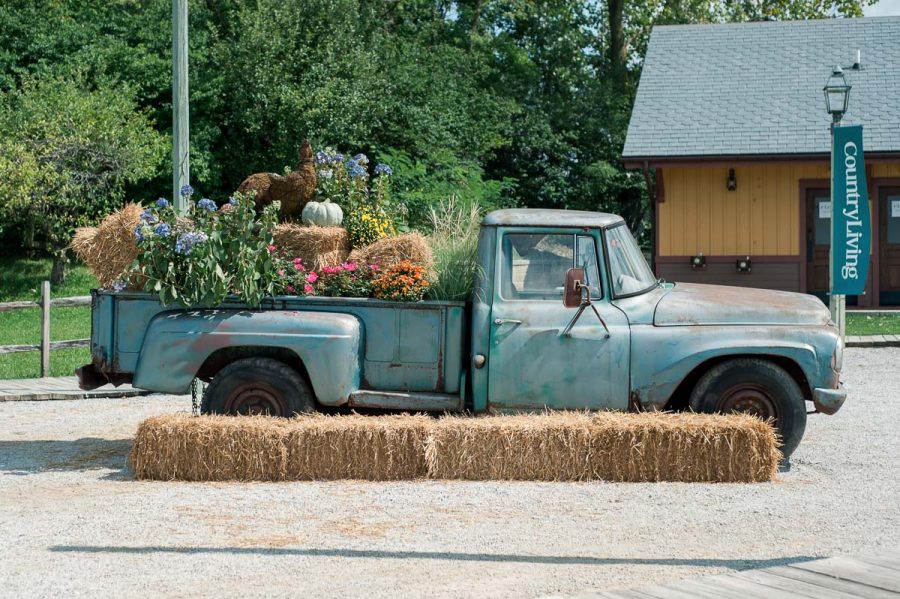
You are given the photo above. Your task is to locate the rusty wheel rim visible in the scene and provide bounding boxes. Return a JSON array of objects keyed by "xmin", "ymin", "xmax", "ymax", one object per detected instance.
[
  {"xmin": 717, "ymin": 384, "xmax": 779, "ymax": 423},
  {"xmin": 224, "ymin": 382, "xmax": 287, "ymax": 416}
]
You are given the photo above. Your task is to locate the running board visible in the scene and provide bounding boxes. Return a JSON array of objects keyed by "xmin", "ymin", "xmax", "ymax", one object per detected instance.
[{"xmin": 348, "ymin": 390, "xmax": 463, "ymax": 412}]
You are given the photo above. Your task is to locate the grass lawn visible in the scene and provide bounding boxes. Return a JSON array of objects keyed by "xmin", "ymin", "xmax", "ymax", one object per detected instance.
[
  {"xmin": 845, "ymin": 313, "xmax": 900, "ymax": 336},
  {"xmin": 0, "ymin": 256, "xmax": 96, "ymax": 379}
]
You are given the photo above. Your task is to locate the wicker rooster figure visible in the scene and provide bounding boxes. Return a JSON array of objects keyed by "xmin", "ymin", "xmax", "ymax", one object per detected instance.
[{"xmin": 237, "ymin": 139, "xmax": 317, "ymax": 218}]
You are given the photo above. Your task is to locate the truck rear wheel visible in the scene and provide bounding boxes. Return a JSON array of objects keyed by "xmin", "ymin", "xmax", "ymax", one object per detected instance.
[
  {"xmin": 201, "ymin": 357, "xmax": 315, "ymax": 417},
  {"xmin": 689, "ymin": 358, "xmax": 807, "ymax": 459}
]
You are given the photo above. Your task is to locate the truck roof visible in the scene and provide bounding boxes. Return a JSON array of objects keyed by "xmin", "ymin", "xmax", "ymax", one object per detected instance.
[{"xmin": 481, "ymin": 209, "xmax": 624, "ymax": 228}]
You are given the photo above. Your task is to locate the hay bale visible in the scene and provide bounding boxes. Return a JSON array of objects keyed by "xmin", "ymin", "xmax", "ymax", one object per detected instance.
[
  {"xmin": 425, "ymin": 412, "xmax": 779, "ymax": 483},
  {"xmin": 273, "ymin": 223, "xmax": 350, "ymax": 270},
  {"xmin": 130, "ymin": 411, "xmax": 779, "ymax": 483},
  {"xmin": 348, "ymin": 232, "xmax": 433, "ymax": 270},
  {"xmin": 68, "ymin": 204, "xmax": 143, "ymax": 288},
  {"xmin": 130, "ymin": 413, "xmax": 430, "ymax": 481}
]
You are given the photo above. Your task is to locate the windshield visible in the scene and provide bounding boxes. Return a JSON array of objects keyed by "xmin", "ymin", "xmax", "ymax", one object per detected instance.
[{"xmin": 604, "ymin": 224, "xmax": 656, "ymax": 297}]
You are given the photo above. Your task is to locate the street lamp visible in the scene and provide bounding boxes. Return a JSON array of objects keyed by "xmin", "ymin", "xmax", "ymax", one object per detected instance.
[
  {"xmin": 824, "ymin": 66, "xmax": 852, "ymax": 339},
  {"xmin": 823, "ymin": 66, "xmax": 851, "ymax": 125}
]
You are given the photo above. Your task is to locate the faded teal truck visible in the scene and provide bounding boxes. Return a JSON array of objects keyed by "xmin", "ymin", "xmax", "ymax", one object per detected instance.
[{"xmin": 78, "ymin": 209, "xmax": 846, "ymax": 457}]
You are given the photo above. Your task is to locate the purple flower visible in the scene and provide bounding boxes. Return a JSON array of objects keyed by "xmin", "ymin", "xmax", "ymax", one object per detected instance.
[
  {"xmin": 354, "ymin": 153, "xmax": 369, "ymax": 165},
  {"xmin": 180, "ymin": 184, "xmax": 194, "ymax": 198},
  {"xmin": 228, "ymin": 196, "xmax": 238, "ymax": 206},
  {"xmin": 315, "ymin": 150, "xmax": 330, "ymax": 164},
  {"xmin": 154, "ymin": 223, "xmax": 171, "ymax": 237},
  {"xmin": 133, "ymin": 225, "xmax": 145, "ymax": 242},
  {"xmin": 175, "ymin": 231, "xmax": 209, "ymax": 255},
  {"xmin": 140, "ymin": 209, "xmax": 158, "ymax": 224},
  {"xmin": 112, "ymin": 280, "xmax": 127, "ymax": 292},
  {"xmin": 156, "ymin": 198, "xmax": 169, "ymax": 209},
  {"xmin": 196, "ymin": 198, "xmax": 217, "ymax": 211},
  {"xmin": 349, "ymin": 163, "xmax": 367, "ymax": 179},
  {"xmin": 330, "ymin": 153, "xmax": 344, "ymax": 164},
  {"xmin": 374, "ymin": 163, "xmax": 393, "ymax": 176}
]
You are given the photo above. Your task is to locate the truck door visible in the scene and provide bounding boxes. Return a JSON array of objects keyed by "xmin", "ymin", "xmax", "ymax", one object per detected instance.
[{"xmin": 487, "ymin": 228, "xmax": 630, "ymax": 411}]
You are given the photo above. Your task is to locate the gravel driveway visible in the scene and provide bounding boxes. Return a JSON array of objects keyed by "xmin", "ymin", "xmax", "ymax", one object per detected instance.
[{"xmin": 1, "ymin": 347, "xmax": 898, "ymax": 598}]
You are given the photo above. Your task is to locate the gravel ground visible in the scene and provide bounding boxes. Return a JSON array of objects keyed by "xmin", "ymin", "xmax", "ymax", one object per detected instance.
[{"xmin": 0, "ymin": 347, "xmax": 898, "ymax": 598}]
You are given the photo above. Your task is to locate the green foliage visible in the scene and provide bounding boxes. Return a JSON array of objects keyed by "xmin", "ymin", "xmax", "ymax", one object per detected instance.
[
  {"xmin": 132, "ymin": 192, "xmax": 280, "ymax": 308},
  {"xmin": 0, "ymin": 77, "xmax": 165, "ymax": 263},
  {"xmin": 425, "ymin": 198, "xmax": 484, "ymax": 302},
  {"xmin": 0, "ymin": 0, "xmax": 874, "ymax": 260},
  {"xmin": 0, "ymin": 256, "xmax": 97, "ymax": 302}
]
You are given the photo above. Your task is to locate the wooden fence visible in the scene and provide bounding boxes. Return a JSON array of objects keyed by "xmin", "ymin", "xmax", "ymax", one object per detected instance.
[{"xmin": 0, "ymin": 281, "xmax": 91, "ymax": 377}]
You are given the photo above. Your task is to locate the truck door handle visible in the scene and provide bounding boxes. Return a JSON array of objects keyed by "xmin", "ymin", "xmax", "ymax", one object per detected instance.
[{"xmin": 494, "ymin": 318, "xmax": 522, "ymax": 326}]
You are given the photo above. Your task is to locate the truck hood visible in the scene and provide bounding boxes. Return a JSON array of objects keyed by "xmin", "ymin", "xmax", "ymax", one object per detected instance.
[{"xmin": 654, "ymin": 283, "xmax": 831, "ymax": 327}]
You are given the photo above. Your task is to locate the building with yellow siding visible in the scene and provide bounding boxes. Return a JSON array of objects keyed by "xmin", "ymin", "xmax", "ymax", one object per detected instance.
[{"xmin": 623, "ymin": 17, "xmax": 900, "ymax": 308}]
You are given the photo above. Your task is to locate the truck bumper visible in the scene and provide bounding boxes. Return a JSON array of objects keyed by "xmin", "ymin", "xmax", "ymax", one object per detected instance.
[{"xmin": 812, "ymin": 384, "xmax": 846, "ymax": 415}]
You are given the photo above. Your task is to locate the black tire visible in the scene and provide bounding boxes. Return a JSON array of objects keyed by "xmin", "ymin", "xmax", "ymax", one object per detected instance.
[
  {"xmin": 689, "ymin": 358, "xmax": 807, "ymax": 459},
  {"xmin": 201, "ymin": 357, "xmax": 315, "ymax": 417}
]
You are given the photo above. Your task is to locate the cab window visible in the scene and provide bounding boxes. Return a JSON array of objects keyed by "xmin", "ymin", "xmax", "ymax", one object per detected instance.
[{"xmin": 500, "ymin": 233, "xmax": 602, "ymax": 300}]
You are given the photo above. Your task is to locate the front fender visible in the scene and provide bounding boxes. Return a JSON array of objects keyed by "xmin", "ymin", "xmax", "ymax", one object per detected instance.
[
  {"xmin": 630, "ymin": 324, "xmax": 839, "ymax": 410},
  {"xmin": 132, "ymin": 309, "xmax": 361, "ymax": 403}
]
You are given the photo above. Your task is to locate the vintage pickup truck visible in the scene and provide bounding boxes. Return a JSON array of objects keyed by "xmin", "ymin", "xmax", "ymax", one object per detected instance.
[{"xmin": 78, "ymin": 209, "xmax": 846, "ymax": 457}]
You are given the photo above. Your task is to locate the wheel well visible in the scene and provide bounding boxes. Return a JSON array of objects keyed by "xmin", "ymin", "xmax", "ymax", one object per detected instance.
[
  {"xmin": 196, "ymin": 346, "xmax": 311, "ymax": 387},
  {"xmin": 663, "ymin": 354, "xmax": 812, "ymax": 412}
]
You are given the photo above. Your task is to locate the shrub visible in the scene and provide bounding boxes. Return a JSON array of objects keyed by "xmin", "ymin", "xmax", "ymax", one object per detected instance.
[{"xmin": 130, "ymin": 189, "xmax": 280, "ymax": 307}]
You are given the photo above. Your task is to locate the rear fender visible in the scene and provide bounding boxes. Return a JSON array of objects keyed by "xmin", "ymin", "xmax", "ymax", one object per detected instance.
[{"xmin": 132, "ymin": 309, "xmax": 361, "ymax": 403}]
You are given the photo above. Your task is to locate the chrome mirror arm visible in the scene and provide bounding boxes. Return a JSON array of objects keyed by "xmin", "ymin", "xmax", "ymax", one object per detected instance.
[{"xmin": 560, "ymin": 283, "xmax": 611, "ymax": 338}]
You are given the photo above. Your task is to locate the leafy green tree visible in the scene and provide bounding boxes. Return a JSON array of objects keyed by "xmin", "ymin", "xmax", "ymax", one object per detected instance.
[{"xmin": 0, "ymin": 78, "xmax": 165, "ymax": 283}]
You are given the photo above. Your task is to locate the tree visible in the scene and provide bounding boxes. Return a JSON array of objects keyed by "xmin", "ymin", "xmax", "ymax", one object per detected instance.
[{"xmin": 0, "ymin": 78, "xmax": 165, "ymax": 283}]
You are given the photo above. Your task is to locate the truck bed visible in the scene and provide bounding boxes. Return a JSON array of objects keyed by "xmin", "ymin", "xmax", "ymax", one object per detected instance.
[{"xmin": 89, "ymin": 291, "xmax": 467, "ymax": 396}]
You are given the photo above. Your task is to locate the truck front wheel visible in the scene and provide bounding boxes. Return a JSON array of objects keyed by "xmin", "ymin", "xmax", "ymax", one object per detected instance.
[
  {"xmin": 689, "ymin": 358, "xmax": 807, "ymax": 459},
  {"xmin": 201, "ymin": 357, "xmax": 315, "ymax": 417}
]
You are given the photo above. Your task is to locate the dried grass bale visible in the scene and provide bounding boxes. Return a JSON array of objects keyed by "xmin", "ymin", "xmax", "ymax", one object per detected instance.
[
  {"xmin": 68, "ymin": 203, "xmax": 143, "ymax": 288},
  {"xmin": 130, "ymin": 413, "xmax": 431, "ymax": 481},
  {"xmin": 348, "ymin": 232, "xmax": 434, "ymax": 269},
  {"xmin": 130, "ymin": 411, "xmax": 779, "ymax": 484},
  {"xmin": 425, "ymin": 412, "xmax": 779, "ymax": 483},
  {"xmin": 273, "ymin": 223, "xmax": 350, "ymax": 270},
  {"xmin": 237, "ymin": 139, "xmax": 317, "ymax": 218}
]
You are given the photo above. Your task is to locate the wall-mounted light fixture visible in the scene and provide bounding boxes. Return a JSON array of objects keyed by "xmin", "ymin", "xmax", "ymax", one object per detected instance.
[
  {"xmin": 690, "ymin": 253, "xmax": 707, "ymax": 270},
  {"xmin": 736, "ymin": 256, "xmax": 752, "ymax": 273},
  {"xmin": 726, "ymin": 168, "xmax": 737, "ymax": 192}
]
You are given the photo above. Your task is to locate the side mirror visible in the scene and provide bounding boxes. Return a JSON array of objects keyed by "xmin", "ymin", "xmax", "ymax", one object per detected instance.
[{"xmin": 563, "ymin": 267, "xmax": 585, "ymax": 308}]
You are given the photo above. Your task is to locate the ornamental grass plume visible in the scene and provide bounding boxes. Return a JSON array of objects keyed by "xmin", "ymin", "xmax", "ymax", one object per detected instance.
[{"xmin": 425, "ymin": 197, "xmax": 482, "ymax": 301}]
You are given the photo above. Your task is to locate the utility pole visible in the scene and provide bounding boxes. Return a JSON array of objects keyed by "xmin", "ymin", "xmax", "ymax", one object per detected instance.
[{"xmin": 172, "ymin": 0, "xmax": 189, "ymax": 212}]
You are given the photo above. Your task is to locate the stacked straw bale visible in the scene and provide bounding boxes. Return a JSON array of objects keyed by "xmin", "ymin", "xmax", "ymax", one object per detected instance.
[
  {"xmin": 427, "ymin": 412, "xmax": 779, "ymax": 483},
  {"xmin": 273, "ymin": 224, "xmax": 350, "ymax": 270},
  {"xmin": 131, "ymin": 413, "xmax": 431, "ymax": 481},
  {"xmin": 69, "ymin": 204, "xmax": 143, "ymax": 288},
  {"xmin": 131, "ymin": 411, "xmax": 779, "ymax": 483},
  {"xmin": 348, "ymin": 232, "xmax": 434, "ymax": 269}
]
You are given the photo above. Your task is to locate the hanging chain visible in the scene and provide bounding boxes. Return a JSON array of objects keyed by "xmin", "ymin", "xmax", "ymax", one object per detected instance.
[{"xmin": 191, "ymin": 378, "xmax": 203, "ymax": 416}]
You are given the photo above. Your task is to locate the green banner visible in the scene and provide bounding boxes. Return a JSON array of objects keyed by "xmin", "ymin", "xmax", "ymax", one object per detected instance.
[{"xmin": 831, "ymin": 125, "xmax": 870, "ymax": 296}]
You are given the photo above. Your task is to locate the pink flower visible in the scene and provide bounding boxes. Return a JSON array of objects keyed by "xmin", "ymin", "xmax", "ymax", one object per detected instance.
[
  {"xmin": 294, "ymin": 262, "xmax": 306, "ymax": 272},
  {"xmin": 322, "ymin": 266, "xmax": 337, "ymax": 274},
  {"xmin": 286, "ymin": 284, "xmax": 295, "ymax": 293},
  {"xmin": 267, "ymin": 244, "xmax": 277, "ymax": 254},
  {"xmin": 278, "ymin": 269, "xmax": 285, "ymax": 277},
  {"xmin": 341, "ymin": 261, "xmax": 357, "ymax": 272},
  {"xmin": 306, "ymin": 272, "xmax": 318, "ymax": 283},
  {"xmin": 304, "ymin": 283, "xmax": 314, "ymax": 294},
  {"xmin": 369, "ymin": 262, "xmax": 379, "ymax": 271}
]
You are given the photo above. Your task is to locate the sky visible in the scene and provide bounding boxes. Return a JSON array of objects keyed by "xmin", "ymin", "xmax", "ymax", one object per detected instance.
[{"xmin": 864, "ymin": 0, "xmax": 900, "ymax": 16}]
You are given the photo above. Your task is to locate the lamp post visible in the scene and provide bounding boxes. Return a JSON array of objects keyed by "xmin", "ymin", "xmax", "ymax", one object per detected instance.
[{"xmin": 823, "ymin": 66, "xmax": 851, "ymax": 336}]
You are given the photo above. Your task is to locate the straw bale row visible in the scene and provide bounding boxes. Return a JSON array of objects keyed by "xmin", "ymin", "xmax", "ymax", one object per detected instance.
[{"xmin": 131, "ymin": 411, "xmax": 780, "ymax": 483}]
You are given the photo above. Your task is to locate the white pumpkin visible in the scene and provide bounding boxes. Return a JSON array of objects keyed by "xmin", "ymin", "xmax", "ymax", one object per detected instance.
[{"xmin": 301, "ymin": 199, "xmax": 343, "ymax": 226}]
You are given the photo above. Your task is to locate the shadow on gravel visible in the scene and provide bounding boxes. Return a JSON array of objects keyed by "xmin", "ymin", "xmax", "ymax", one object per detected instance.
[
  {"xmin": 0, "ymin": 438, "xmax": 132, "ymax": 475},
  {"xmin": 47, "ymin": 546, "xmax": 819, "ymax": 569}
]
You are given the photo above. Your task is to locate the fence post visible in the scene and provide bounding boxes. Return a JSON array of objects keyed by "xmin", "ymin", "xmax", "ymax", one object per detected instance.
[{"xmin": 41, "ymin": 281, "xmax": 50, "ymax": 377}]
